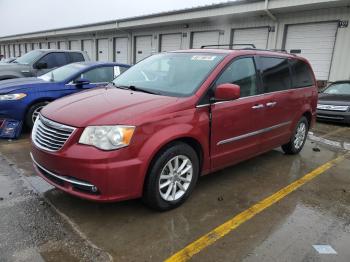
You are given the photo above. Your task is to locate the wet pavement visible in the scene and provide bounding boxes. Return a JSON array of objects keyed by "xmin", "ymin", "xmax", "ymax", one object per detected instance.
[{"xmin": 0, "ymin": 122, "xmax": 349, "ymax": 261}]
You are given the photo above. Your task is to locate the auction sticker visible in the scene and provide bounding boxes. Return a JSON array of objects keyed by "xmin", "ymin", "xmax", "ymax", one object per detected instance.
[{"xmin": 191, "ymin": 55, "xmax": 217, "ymax": 61}]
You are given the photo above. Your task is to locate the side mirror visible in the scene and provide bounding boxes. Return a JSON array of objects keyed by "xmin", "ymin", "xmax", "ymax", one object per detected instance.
[
  {"xmin": 36, "ymin": 62, "xmax": 48, "ymax": 70},
  {"xmin": 214, "ymin": 83, "xmax": 240, "ymax": 101},
  {"xmin": 73, "ymin": 78, "xmax": 90, "ymax": 87}
]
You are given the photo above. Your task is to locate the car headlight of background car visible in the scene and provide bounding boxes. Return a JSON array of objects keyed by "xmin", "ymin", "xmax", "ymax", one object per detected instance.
[
  {"xmin": 79, "ymin": 125, "xmax": 135, "ymax": 150},
  {"xmin": 0, "ymin": 93, "xmax": 27, "ymax": 101}
]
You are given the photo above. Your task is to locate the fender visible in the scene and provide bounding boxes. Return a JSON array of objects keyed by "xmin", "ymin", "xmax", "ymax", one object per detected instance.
[{"xmin": 136, "ymin": 116, "xmax": 210, "ymax": 191}]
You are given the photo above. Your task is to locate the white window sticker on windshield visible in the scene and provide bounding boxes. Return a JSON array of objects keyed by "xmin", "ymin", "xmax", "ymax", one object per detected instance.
[{"xmin": 191, "ymin": 55, "xmax": 217, "ymax": 61}]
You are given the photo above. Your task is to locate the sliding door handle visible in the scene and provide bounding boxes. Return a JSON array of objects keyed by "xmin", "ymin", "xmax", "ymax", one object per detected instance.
[{"xmin": 252, "ymin": 104, "xmax": 264, "ymax": 109}]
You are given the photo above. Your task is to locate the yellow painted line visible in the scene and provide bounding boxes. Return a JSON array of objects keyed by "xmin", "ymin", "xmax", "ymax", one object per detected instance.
[{"xmin": 165, "ymin": 154, "xmax": 346, "ymax": 262}]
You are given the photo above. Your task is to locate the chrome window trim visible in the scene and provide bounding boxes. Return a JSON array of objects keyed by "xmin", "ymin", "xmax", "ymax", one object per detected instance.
[
  {"xmin": 30, "ymin": 153, "xmax": 95, "ymax": 188},
  {"xmin": 217, "ymin": 121, "xmax": 291, "ymax": 146}
]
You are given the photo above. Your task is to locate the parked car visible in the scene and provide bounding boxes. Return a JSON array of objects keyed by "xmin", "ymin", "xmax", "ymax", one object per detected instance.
[
  {"xmin": 0, "ymin": 49, "xmax": 90, "ymax": 80},
  {"xmin": 317, "ymin": 81, "xmax": 350, "ymax": 124},
  {"xmin": 0, "ymin": 62, "xmax": 130, "ymax": 129},
  {"xmin": 0, "ymin": 57, "xmax": 17, "ymax": 64},
  {"xmin": 30, "ymin": 49, "xmax": 317, "ymax": 210}
]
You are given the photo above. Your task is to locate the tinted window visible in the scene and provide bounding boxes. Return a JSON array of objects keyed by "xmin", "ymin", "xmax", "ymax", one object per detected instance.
[
  {"xmin": 216, "ymin": 57, "xmax": 258, "ymax": 97},
  {"xmin": 70, "ymin": 52, "xmax": 84, "ymax": 62},
  {"xmin": 80, "ymin": 66, "xmax": 114, "ymax": 83},
  {"xmin": 260, "ymin": 57, "xmax": 291, "ymax": 93},
  {"xmin": 290, "ymin": 59, "xmax": 314, "ymax": 88},
  {"xmin": 38, "ymin": 53, "xmax": 69, "ymax": 69}
]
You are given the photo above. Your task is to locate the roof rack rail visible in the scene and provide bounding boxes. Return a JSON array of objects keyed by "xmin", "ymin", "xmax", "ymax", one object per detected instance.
[{"xmin": 200, "ymin": 44, "xmax": 256, "ymax": 49}]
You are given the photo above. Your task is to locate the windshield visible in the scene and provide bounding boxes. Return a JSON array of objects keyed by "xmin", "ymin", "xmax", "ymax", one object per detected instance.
[
  {"xmin": 38, "ymin": 63, "xmax": 87, "ymax": 82},
  {"xmin": 112, "ymin": 53, "xmax": 225, "ymax": 97},
  {"xmin": 14, "ymin": 50, "xmax": 43, "ymax": 65},
  {"xmin": 323, "ymin": 82, "xmax": 350, "ymax": 95}
]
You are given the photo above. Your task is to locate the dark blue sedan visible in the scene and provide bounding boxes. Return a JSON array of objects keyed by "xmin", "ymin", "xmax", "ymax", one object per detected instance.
[{"xmin": 0, "ymin": 62, "xmax": 130, "ymax": 130}]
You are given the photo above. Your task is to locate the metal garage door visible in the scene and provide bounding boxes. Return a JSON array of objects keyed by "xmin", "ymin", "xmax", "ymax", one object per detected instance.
[
  {"xmin": 33, "ymin": 43, "xmax": 40, "ymax": 50},
  {"xmin": 49, "ymin": 42, "xmax": 57, "ymax": 49},
  {"xmin": 285, "ymin": 22, "xmax": 338, "ymax": 80},
  {"xmin": 41, "ymin": 42, "xmax": 48, "ymax": 49},
  {"xmin": 5, "ymin": 46, "xmax": 10, "ymax": 58},
  {"xmin": 14, "ymin": 44, "xmax": 20, "ymax": 57},
  {"xmin": 232, "ymin": 27, "xmax": 269, "ymax": 49},
  {"xmin": 160, "ymin": 33, "xmax": 182, "ymax": 52},
  {"xmin": 97, "ymin": 39, "xmax": 109, "ymax": 61},
  {"xmin": 20, "ymin": 44, "xmax": 26, "ymax": 55},
  {"xmin": 83, "ymin": 40, "xmax": 94, "ymax": 61},
  {"xmin": 192, "ymin": 31, "xmax": 221, "ymax": 48},
  {"xmin": 9, "ymin": 45, "xmax": 14, "ymax": 57},
  {"xmin": 70, "ymin": 40, "xmax": 81, "ymax": 50},
  {"xmin": 58, "ymin": 41, "xmax": 68, "ymax": 50},
  {"xmin": 114, "ymin": 37, "xmax": 128, "ymax": 64},
  {"xmin": 135, "ymin": 35, "xmax": 153, "ymax": 63},
  {"xmin": 26, "ymin": 43, "xmax": 32, "ymax": 52}
]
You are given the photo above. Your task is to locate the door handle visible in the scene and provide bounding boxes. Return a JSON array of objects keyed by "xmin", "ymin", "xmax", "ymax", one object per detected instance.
[
  {"xmin": 266, "ymin": 101, "xmax": 277, "ymax": 107},
  {"xmin": 252, "ymin": 104, "xmax": 264, "ymax": 109}
]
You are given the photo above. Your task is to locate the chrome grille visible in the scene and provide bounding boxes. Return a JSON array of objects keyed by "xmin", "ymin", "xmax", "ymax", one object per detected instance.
[{"xmin": 32, "ymin": 114, "xmax": 75, "ymax": 152}]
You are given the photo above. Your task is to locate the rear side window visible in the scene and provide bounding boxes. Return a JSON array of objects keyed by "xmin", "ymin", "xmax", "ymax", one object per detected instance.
[
  {"xmin": 70, "ymin": 52, "xmax": 84, "ymax": 62},
  {"xmin": 80, "ymin": 66, "xmax": 114, "ymax": 83},
  {"xmin": 290, "ymin": 59, "xmax": 314, "ymax": 88},
  {"xmin": 216, "ymin": 57, "xmax": 258, "ymax": 97},
  {"xmin": 259, "ymin": 57, "xmax": 291, "ymax": 93},
  {"xmin": 37, "ymin": 52, "xmax": 69, "ymax": 68}
]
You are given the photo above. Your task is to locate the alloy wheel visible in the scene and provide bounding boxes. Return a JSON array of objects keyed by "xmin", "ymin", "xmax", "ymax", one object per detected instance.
[{"xmin": 159, "ymin": 155, "xmax": 193, "ymax": 202}]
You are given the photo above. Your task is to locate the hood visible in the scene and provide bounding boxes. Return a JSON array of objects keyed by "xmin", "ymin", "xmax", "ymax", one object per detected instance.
[
  {"xmin": 41, "ymin": 87, "xmax": 181, "ymax": 127},
  {"xmin": 318, "ymin": 93, "xmax": 350, "ymax": 106},
  {"xmin": 0, "ymin": 63, "xmax": 30, "ymax": 72},
  {"xmin": 0, "ymin": 77, "xmax": 48, "ymax": 94}
]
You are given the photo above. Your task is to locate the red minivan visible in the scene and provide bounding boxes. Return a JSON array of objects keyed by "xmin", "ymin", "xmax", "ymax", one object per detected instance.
[{"xmin": 30, "ymin": 48, "xmax": 317, "ymax": 210}]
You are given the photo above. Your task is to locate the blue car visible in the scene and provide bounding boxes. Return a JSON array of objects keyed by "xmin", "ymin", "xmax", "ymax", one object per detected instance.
[{"xmin": 0, "ymin": 62, "xmax": 130, "ymax": 130}]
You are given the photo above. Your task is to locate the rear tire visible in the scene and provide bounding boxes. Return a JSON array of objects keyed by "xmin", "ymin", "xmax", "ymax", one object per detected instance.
[
  {"xmin": 143, "ymin": 142, "xmax": 199, "ymax": 211},
  {"xmin": 25, "ymin": 102, "xmax": 49, "ymax": 129},
  {"xmin": 282, "ymin": 116, "xmax": 309, "ymax": 155}
]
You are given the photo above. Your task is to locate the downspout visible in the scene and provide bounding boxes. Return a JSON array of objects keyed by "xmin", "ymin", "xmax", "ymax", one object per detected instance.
[{"xmin": 264, "ymin": 0, "xmax": 279, "ymax": 49}]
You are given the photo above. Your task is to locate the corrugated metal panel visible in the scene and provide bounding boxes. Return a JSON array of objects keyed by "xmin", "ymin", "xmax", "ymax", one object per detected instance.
[
  {"xmin": 114, "ymin": 37, "xmax": 128, "ymax": 64},
  {"xmin": 135, "ymin": 35, "xmax": 153, "ymax": 62},
  {"xmin": 48, "ymin": 42, "xmax": 57, "ymax": 49},
  {"xmin": 97, "ymin": 39, "xmax": 109, "ymax": 61},
  {"xmin": 160, "ymin": 33, "xmax": 182, "ymax": 51},
  {"xmin": 20, "ymin": 43, "xmax": 26, "ymax": 55},
  {"xmin": 58, "ymin": 41, "xmax": 68, "ymax": 50},
  {"xmin": 70, "ymin": 40, "xmax": 81, "ymax": 50},
  {"xmin": 41, "ymin": 42, "xmax": 48, "ymax": 49},
  {"xmin": 191, "ymin": 31, "xmax": 221, "ymax": 48},
  {"xmin": 82, "ymin": 39, "xmax": 94, "ymax": 61},
  {"xmin": 33, "ymin": 43, "xmax": 40, "ymax": 50},
  {"xmin": 14, "ymin": 44, "xmax": 20, "ymax": 57},
  {"xmin": 232, "ymin": 27, "xmax": 269, "ymax": 49}
]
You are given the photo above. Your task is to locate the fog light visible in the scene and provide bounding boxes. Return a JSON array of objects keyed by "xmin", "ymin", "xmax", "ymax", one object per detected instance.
[{"xmin": 91, "ymin": 186, "xmax": 98, "ymax": 193}]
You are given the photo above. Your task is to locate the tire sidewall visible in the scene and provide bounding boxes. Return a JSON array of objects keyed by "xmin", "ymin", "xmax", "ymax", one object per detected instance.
[
  {"xmin": 145, "ymin": 143, "xmax": 199, "ymax": 211},
  {"xmin": 25, "ymin": 102, "xmax": 49, "ymax": 129},
  {"xmin": 291, "ymin": 117, "xmax": 309, "ymax": 154}
]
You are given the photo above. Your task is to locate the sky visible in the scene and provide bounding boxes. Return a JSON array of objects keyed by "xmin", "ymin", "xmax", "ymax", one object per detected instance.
[{"xmin": 0, "ymin": 0, "xmax": 232, "ymax": 37}]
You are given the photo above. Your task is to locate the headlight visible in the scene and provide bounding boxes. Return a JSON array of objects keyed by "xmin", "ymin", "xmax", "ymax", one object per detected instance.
[
  {"xmin": 79, "ymin": 125, "xmax": 135, "ymax": 150},
  {"xmin": 0, "ymin": 93, "xmax": 27, "ymax": 101}
]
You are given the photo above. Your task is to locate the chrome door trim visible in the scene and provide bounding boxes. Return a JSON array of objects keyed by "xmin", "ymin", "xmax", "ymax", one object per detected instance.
[{"xmin": 217, "ymin": 121, "xmax": 291, "ymax": 146}]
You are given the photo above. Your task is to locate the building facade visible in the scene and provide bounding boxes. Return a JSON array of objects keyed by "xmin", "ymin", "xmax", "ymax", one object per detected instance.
[{"xmin": 0, "ymin": 0, "xmax": 349, "ymax": 82}]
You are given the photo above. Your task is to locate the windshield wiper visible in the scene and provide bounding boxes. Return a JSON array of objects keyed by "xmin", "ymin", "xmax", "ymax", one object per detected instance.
[{"xmin": 115, "ymin": 85, "xmax": 160, "ymax": 95}]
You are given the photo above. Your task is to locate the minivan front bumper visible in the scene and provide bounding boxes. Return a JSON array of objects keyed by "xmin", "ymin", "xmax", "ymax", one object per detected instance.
[{"xmin": 30, "ymin": 143, "xmax": 145, "ymax": 202}]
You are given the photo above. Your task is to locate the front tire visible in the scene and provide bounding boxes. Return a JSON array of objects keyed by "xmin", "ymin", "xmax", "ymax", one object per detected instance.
[
  {"xmin": 143, "ymin": 142, "xmax": 199, "ymax": 211},
  {"xmin": 25, "ymin": 101, "xmax": 49, "ymax": 129},
  {"xmin": 282, "ymin": 116, "xmax": 309, "ymax": 155}
]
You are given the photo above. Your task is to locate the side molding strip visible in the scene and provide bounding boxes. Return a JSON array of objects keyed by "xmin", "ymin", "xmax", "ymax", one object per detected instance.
[{"xmin": 217, "ymin": 121, "xmax": 291, "ymax": 146}]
